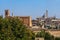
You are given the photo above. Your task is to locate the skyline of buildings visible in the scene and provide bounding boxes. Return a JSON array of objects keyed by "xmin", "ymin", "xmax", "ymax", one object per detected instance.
[
  {"xmin": 0, "ymin": 9, "xmax": 60, "ymax": 19},
  {"xmin": 3, "ymin": 9, "xmax": 60, "ymax": 30}
]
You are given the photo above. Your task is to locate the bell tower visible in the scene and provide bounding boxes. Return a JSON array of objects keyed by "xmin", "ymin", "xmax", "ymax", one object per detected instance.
[
  {"xmin": 45, "ymin": 10, "xmax": 48, "ymax": 18},
  {"xmin": 5, "ymin": 10, "xmax": 10, "ymax": 17}
]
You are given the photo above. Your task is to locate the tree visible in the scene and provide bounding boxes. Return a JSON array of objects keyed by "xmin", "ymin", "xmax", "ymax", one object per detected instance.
[
  {"xmin": 36, "ymin": 30, "xmax": 54, "ymax": 40},
  {"xmin": 44, "ymin": 32, "xmax": 54, "ymax": 40},
  {"xmin": 36, "ymin": 30, "xmax": 45, "ymax": 37},
  {"xmin": 0, "ymin": 17, "xmax": 35, "ymax": 40},
  {"xmin": 55, "ymin": 37, "xmax": 60, "ymax": 40}
]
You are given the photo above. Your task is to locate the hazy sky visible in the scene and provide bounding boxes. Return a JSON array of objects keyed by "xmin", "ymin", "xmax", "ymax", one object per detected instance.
[{"xmin": 0, "ymin": 0, "xmax": 60, "ymax": 19}]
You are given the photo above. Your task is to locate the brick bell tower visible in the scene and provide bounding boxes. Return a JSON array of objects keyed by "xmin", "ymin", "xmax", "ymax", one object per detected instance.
[{"xmin": 5, "ymin": 10, "xmax": 10, "ymax": 17}]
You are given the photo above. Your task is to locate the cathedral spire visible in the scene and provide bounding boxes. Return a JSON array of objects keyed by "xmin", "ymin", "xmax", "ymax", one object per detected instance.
[{"xmin": 45, "ymin": 10, "xmax": 48, "ymax": 18}]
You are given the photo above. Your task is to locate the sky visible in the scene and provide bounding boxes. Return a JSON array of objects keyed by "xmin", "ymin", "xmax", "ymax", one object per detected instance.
[{"xmin": 0, "ymin": 0, "xmax": 60, "ymax": 19}]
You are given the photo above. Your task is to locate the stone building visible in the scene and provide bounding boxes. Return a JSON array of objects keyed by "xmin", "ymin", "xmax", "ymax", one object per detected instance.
[
  {"xmin": 5, "ymin": 10, "xmax": 32, "ymax": 27},
  {"xmin": 5, "ymin": 10, "xmax": 10, "ymax": 17},
  {"xmin": 14, "ymin": 16, "xmax": 32, "ymax": 26}
]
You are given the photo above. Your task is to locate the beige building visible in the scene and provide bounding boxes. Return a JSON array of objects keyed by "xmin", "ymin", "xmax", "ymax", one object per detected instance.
[
  {"xmin": 5, "ymin": 10, "xmax": 32, "ymax": 27},
  {"xmin": 35, "ymin": 37, "xmax": 44, "ymax": 40},
  {"xmin": 15, "ymin": 16, "xmax": 32, "ymax": 26},
  {"xmin": 20, "ymin": 16, "xmax": 32, "ymax": 26}
]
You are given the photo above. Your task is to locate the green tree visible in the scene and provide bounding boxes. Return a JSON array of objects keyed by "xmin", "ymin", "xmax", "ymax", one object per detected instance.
[
  {"xmin": 36, "ymin": 30, "xmax": 54, "ymax": 40},
  {"xmin": 36, "ymin": 30, "xmax": 45, "ymax": 37},
  {"xmin": 0, "ymin": 17, "xmax": 35, "ymax": 40},
  {"xmin": 44, "ymin": 32, "xmax": 54, "ymax": 40},
  {"xmin": 55, "ymin": 37, "xmax": 60, "ymax": 40}
]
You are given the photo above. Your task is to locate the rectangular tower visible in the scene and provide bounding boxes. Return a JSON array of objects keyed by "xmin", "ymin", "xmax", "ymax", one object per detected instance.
[{"xmin": 5, "ymin": 10, "xmax": 10, "ymax": 17}]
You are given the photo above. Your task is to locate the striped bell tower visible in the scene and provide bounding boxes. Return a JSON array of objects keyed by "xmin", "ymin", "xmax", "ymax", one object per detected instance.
[{"xmin": 45, "ymin": 10, "xmax": 48, "ymax": 18}]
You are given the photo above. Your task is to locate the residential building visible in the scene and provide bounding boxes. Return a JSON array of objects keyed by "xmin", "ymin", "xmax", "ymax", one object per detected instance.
[{"xmin": 32, "ymin": 10, "xmax": 60, "ymax": 29}]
